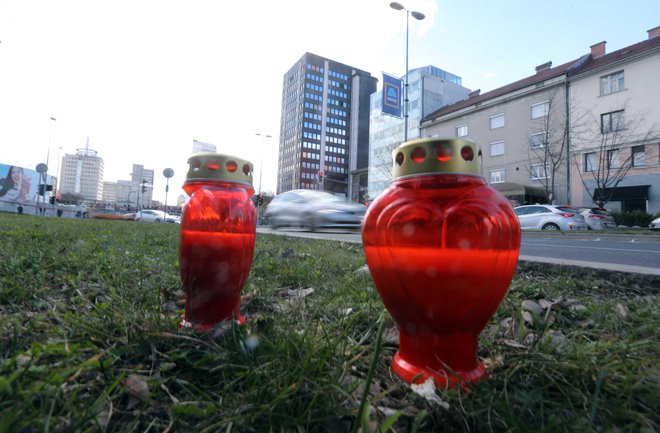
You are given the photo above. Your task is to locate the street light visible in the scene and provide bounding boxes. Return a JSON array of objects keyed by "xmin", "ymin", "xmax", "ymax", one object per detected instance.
[
  {"xmin": 254, "ymin": 133, "xmax": 272, "ymax": 196},
  {"xmin": 390, "ymin": 2, "xmax": 425, "ymax": 142},
  {"xmin": 54, "ymin": 146, "xmax": 62, "ymax": 201}
]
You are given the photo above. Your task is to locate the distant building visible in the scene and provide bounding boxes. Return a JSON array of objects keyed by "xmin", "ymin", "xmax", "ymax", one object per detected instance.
[
  {"xmin": 131, "ymin": 164, "xmax": 154, "ymax": 206},
  {"xmin": 60, "ymin": 146, "xmax": 104, "ymax": 201},
  {"xmin": 367, "ymin": 66, "xmax": 471, "ymax": 199},
  {"xmin": 277, "ymin": 52, "xmax": 377, "ymax": 198},
  {"xmin": 102, "ymin": 181, "xmax": 117, "ymax": 203},
  {"xmin": 192, "ymin": 140, "xmax": 217, "ymax": 154}
]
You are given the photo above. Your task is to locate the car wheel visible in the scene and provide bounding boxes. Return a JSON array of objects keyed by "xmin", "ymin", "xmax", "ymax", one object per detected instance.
[
  {"xmin": 269, "ymin": 217, "xmax": 280, "ymax": 230},
  {"xmin": 542, "ymin": 223, "xmax": 560, "ymax": 231}
]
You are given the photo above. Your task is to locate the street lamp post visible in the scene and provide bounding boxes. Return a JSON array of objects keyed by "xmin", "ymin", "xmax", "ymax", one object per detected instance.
[
  {"xmin": 254, "ymin": 133, "xmax": 271, "ymax": 225},
  {"xmin": 390, "ymin": 2, "xmax": 425, "ymax": 142},
  {"xmin": 54, "ymin": 146, "xmax": 62, "ymax": 202},
  {"xmin": 45, "ymin": 117, "xmax": 56, "ymax": 206},
  {"xmin": 254, "ymin": 133, "xmax": 271, "ymax": 196}
]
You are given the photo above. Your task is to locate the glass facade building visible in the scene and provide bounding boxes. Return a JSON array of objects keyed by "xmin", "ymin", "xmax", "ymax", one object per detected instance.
[
  {"xmin": 278, "ymin": 53, "xmax": 377, "ymax": 198},
  {"xmin": 367, "ymin": 66, "xmax": 471, "ymax": 199}
]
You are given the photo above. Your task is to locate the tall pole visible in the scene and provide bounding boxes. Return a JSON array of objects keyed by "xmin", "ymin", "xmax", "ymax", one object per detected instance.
[
  {"xmin": 254, "ymin": 133, "xmax": 271, "ymax": 196},
  {"xmin": 390, "ymin": 3, "xmax": 425, "ymax": 143},
  {"xmin": 54, "ymin": 146, "xmax": 62, "ymax": 200},
  {"xmin": 254, "ymin": 133, "xmax": 271, "ymax": 225},
  {"xmin": 404, "ymin": 9, "xmax": 410, "ymax": 142},
  {"xmin": 45, "ymin": 117, "xmax": 56, "ymax": 207}
]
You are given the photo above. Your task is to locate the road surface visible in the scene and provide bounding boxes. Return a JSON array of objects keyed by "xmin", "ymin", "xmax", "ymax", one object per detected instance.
[{"xmin": 256, "ymin": 227, "xmax": 660, "ymax": 276}]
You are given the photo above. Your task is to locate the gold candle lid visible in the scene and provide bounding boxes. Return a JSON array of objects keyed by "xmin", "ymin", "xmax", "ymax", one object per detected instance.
[
  {"xmin": 391, "ymin": 138, "xmax": 482, "ymax": 180},
  {"xmin": 185, "ymin": 152, "xmax": 254, "ymax": 185}
]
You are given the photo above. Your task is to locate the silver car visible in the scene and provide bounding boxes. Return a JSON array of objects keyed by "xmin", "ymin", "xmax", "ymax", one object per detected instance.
[
  {"xmin": 576, "ymin": 207, "xmax": 617, "ymax": 230},
  {"xmin": 265, "ymin": 189, "xmax": 366, "ymax": 231},
  {"xmin": 514, "ymin": 205, "xmax": 589, "ymax": 231}
]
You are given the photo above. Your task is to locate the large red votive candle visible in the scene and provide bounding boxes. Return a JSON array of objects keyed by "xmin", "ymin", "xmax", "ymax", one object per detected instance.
[
  {"xmin": 179, "ymin": 153, "xmax": 257, "ymax": 331},
  {"xmin": 362, "ymin": 138, "xmax": 521, "ymax": 388}
]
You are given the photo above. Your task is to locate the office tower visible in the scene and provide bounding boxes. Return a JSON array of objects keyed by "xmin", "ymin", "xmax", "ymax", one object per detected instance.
[
  {"xmin": 278, "ymin": 52, "xmax": 377, "ymax": 198},
  {"xmin": 131, "ymin": 164, "xmax": 155, "ymax": 205},
  {"xmin": 60, "ymin": 146, "xmax": 104, "ymax": 201}
]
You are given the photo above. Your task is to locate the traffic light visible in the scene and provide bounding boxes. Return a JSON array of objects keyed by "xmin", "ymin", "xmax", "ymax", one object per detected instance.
[
  {"xmin": 38, "ymin": 184, "xmax": 45, "ymax": 195},
  {"xmin": 318, "ymin": 171, "xmax": 323, "ymax": 183},
  {"xmin": 49, "ymin": 195, "xmax": 56, "ymax": 204}
]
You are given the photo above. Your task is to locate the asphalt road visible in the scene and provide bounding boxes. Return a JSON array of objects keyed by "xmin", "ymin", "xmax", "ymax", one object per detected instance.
[{"xmin": 257, "ymin": 227, "xmax": 660, "ymax": 276}]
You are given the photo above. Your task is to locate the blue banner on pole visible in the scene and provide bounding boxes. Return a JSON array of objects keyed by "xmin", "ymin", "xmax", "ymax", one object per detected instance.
[{"xmin": 382, "ymin": 73, "xmax": 402, "ymax": 118}]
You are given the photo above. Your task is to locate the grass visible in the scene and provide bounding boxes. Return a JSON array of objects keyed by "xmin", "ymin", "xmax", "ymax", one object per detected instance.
[{"xmin": 0, "ymin": 213, "xmax": 658, "ymax": 432}]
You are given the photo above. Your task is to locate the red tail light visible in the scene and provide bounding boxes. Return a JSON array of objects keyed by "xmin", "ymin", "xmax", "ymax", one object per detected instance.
[
  {"xmin": 560, "ymin": 213, "xmax": 574, "ymax": 218},
  {"xmin": 589, "ymin": 215, "xmax": 604, "ymax": 219}
]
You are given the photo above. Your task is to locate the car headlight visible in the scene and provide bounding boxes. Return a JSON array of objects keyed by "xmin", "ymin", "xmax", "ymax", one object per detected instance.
[{"xmin": 317, "ymin": 209, "xmax": 341, "ymax": 214}]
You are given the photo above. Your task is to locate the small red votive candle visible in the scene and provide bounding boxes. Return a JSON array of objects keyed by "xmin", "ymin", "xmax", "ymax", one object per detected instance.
[{"xmin": 179, "ymin": 153, "xmax": 257, "ymax": 330}]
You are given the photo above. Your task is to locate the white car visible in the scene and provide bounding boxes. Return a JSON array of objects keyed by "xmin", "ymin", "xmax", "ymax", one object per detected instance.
[
  {"xmin": 514, "ymin": 204, "xmax": 589, "ymax": 231},
  {"xmin": 137, "ymin": 210, "xmax": 180, "ymax": 223},
  {"xmin": 649, "ymin": 216, "xmax": 660, "ymax": 230}
]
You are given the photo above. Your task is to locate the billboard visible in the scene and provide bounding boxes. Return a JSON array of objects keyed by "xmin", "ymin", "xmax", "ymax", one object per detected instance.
[
  {"xmin": 0, "ymin": 163, "xmax": 52, "ymax": 214},
  {"xmin": 382, "ymin": 73, "xmax": 402, "ymax": 118}
]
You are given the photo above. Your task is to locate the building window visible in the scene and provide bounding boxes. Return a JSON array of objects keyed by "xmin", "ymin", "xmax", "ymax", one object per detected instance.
[
  {"xmin": 456, "ymin": 124, "xmax": 468, "ymax": 137},
  {"xmin": 489, "ymin": 169, "xmax": 505, "ymax": 183},
  {"xmin": 632, "ymin": 145, "xmax": 645, "ymax": 167},
  {"xmin": 584, "ymin": 152, "xmax": 597, "ymax": 172},
  {"xmin": 490, "ymin": 141, "xmax": 504, "ymax": 156},
  {"xmin": 607, "ymin": 149, "xmax": 621, "ymax": 169},
  {"xmin": 531, "ymin": 164, "xmax": 548, "ymax": 180},
  {"xmin": 531, "ymin": 132, "xmax": 547, "ymax": 149},
  {"xmin": 600, "ymin": 71, "xmax": 624, "ymax": 96},
  {"xmin": 531, "ymin": 101, "xmax": 549, "ymax": 119},
  {"xmin": 601, "ymin": 110, "xmax": 625, "ymax": 133},
  {"xmin": 490, "ymin": 114, "xmax": 505, "ymax": 129}
]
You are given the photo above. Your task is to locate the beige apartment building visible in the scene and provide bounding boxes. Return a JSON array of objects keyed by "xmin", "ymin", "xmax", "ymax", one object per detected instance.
[
  {"xmin": 568, "ymin": 29, "xmax": 660, "ymax": 213},
  {"xmin": 420, "ymin": 26, "xmax": 660, "ymax": 212}
]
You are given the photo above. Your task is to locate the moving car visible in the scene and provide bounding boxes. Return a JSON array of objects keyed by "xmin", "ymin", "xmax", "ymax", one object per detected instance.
[
  {"xmin": 650, "ymin": 216, "xmax": 660, "ymax": 230},
  {"xmin": 265, "ymin": 189, "xmax": 365, "ymax": 231},
  {"xmin": 137, "ymin": 209, "xmax": 180, "ymax": 223},
  {"xmin": 575, "ymin": 207, "xmax": 617, "ymax": 230},
  {"xmin": 513, "ymin": 204, "xmax": 588, "ymax": 231}
]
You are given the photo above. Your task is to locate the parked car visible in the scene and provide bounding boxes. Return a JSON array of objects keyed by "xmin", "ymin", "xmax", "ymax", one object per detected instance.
[
  {"xmin": 649, "ymin": 216, "xmax": 660, "ymax": 230},
  {"xmin": 137, "ymin": 209, "xmax": 180, "ymax": 223},
  {"xmin": 513, "ymin": 204, "xmax": 589, "ymax": 231},
  {"xmin": 265, "ymin": 189, "xmax": 366, "ymax": 231},
  {"xmin": 575, "ymin": 207, "xmax": 617, "ymax": 230}
]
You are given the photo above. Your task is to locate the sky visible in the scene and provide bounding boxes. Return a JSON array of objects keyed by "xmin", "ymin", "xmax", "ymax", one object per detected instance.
[{"xmin": 1, "ymin": 0, "xmax": 658, "ymax": 204}]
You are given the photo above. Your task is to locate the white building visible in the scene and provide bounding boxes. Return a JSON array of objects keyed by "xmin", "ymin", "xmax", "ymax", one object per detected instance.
[
  {"xmin": 367, "ymin": 66, "xmax": 471, "ymax": 199},
  {"xmin": 60, "ymin": 147, "xmax": 104, "ymax": 201}
]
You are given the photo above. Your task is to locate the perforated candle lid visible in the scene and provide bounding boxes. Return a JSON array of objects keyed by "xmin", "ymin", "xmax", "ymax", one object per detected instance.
[
  {"xmin": 185, "ymin": 152, "xmax": 254, "ymax": 185},
  {"xmin": 391, "ymin": 138, "xmax": 482, "ymax": 180}
]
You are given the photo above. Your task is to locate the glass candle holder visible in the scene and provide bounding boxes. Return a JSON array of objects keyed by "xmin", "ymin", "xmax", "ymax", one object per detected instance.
[
  {"xmin": 362, "ymin": 138, "xmax": 521, "ymax": 388},
  {"xmin": 179, "ymin": 153, "xmax": 257, "ymax": 331}
]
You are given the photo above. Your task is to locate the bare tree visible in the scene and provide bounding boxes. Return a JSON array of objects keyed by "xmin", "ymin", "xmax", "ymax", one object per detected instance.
[
  {"xmin": 572, "ymin": 103, "xmax": 658, "ymax": 208},
  {"xmin": 526, "ymin": 89, "xmax": 571, "ymax": 204}
]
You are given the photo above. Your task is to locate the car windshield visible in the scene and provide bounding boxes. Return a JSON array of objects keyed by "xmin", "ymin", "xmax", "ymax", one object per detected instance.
[{"xmin": 300, "ymin": 192, "xmax": 343, "ymax": 202}]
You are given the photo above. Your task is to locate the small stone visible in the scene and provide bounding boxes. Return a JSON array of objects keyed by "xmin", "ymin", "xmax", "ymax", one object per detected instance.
[
  {"xmin": 615, "ymin": 303, "xmax": 630, "ymax": 319},
  {"xmin": 522, "ymin": 300, "xmax": 544, "ymax": 315}
]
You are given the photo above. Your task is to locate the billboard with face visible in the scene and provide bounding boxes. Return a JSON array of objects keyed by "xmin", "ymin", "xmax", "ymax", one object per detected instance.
[{"xmin": 0, "ymin": 163, "xmax": 51, "ymax": 213}]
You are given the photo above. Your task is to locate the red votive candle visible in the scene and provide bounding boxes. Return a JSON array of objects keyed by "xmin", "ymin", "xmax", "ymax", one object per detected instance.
[
  {"xmin": 179, "ymin": 153, "xmax": 257, "ymax": 331},
  {"xmin": 362, "ymin": 138, "xmax": 521, "ymax": 388}
]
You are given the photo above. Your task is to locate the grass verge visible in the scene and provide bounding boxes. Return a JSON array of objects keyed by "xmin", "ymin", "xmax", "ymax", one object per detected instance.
[{"xmin": 0, "ymin": 214, "xmax": 658, "ymax": 432}]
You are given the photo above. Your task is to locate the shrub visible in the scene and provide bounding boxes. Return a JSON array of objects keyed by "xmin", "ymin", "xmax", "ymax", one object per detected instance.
[{"xmin": 611, "ymin": 210, "xmax": 656, "ymax": 227}]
